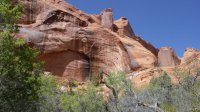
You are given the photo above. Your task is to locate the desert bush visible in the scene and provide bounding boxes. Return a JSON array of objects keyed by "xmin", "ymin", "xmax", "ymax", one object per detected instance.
[
  {"xmin": 104, "ymin": 69, "xmax": 200, "ymax": 112},
  {"xmin": 38, "ymin": 75, "xmax": 63, "ymax": 112},
  {"xmin": 60, "ymin": 83, "xmax": 106, "ymax": 112},
  {"xmin": 138, "ymin": 71, "xmax": 200, "ymax": 112}
]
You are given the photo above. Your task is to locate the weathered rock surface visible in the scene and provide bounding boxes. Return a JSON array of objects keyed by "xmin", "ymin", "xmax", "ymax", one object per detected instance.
[
  {"xmin": 129, "ymin": 67, "xmax": 178, "ymax": 88},
  {"xmin": 118, "ymin": 36, "xmax": 157, "ymax": 70},
  {"xmin": 16, "ymin": 0, "xmax": 133, "ymax": 81},
  {"xmin": 16, "ymin": 0, "xmax": 100, "ymax": 25},
  {"xmin": 181, "ymin": 48, "xmax": 200, "ymax": 65},
  {"xmin": 39, "ymin": 51, "xmax": 90, "ymax": 82},
  {"xmin": 132, "ymin": 36, "xmax": 158, "ymax": 56},
  {"xmin": 15, "ymin": 0, "xmax": 199, "ymax": 84},
  {"xmin": 158, "ymin": 47, "xmax": 180, "ymax": 67},
  {"xmin": 114, "ymin": 17, "xmax": 135, "ymax": 37},
  {"xmin": 101, "ymin": 8, "xmax": 113, "ymax": 30}
]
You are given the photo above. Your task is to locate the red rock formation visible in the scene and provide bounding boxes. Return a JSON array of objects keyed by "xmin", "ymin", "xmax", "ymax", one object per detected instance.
[
  {"xmin": 15, "ymin": 0, "xmax": 199, "ymax": 84},
  {"xmin": 158, "ymin": 47, "xmax": 180, "ymax": 67},
  {"xmin": 16, "ymin": 0, "xmax": 132, "ymax": 81},
  {"xmin": 181, "ymin": 48, "xmax": 200, "ymax": 65},
  {"xmin": 101, "ymin": 8, "xmax": 113, "ymax": 30},
  {"xmin": 130, "ymin": 67, "xmax": 178, "ymax": 88},
  {"xmin": 118, "ymin": 36, "xmax": 157, "ymax": 70},
  {"xmin": 132, "ymin": 36, "xmax": 158, "ymax": 56},
  {"xmin": 39, "ymin": 51, "xmax": 90, "ymax": 82},
  {"xmin": 16, "ymin": 0, "xmax": 100, "ymax": 25},
  {"xmin": 114, "ymin": 17, "xmax": 135, "ymax": 37}
]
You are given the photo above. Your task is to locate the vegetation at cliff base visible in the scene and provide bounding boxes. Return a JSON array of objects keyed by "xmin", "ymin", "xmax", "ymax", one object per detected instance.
[
  {"xmin": 0, "ymin": 0, "xmax": 200, "ymax": 112},
  {"xmin": 35, "ymin": 71, "xmax": 200, "ymax": 112}
]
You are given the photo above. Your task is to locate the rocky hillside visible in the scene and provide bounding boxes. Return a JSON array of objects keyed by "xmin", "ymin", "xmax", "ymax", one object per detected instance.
[{"xmin": 16, "ymin": 0, "xmax": 200, "ymax": 87}]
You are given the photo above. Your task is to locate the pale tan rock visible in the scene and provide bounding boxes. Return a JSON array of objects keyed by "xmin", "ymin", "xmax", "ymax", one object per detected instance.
[
  {"xmin": 118, "ymin": 35, "xmax": 157, "ymax": 69},
  {"xmin": 114, "ymin": 17, "xmax": 135, "ymax": 37},
  {"xmin": 158, "ymin": 47, "xmax": 180, "ymax": 67},
  {"xmin": 181, "ymin": 48, "xmax": 200, "ymax": 65},
  {"xmin": 101, "ymin": 8, "xmax": 113, "ymax": 29},
  {"xmin": 130, "ymin": 67, "xmax": 179, "ymax": 88},
  {"xmin": 133, "ymin": 36, "xmax": 158, "ymax": 56}
]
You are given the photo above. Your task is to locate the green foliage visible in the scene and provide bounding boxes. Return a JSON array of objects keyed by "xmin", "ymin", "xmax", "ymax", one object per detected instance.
[
  {"xmin": 191, "ymin": 77, "xmax": 200, "ymax": 111},
  {"xmin": 0, "ymin": 0, "xmax": 43, "ymax": 111},
  {"xmin": 104, "ymin": 70, "xmax": 200, "ymax": 112},
  {"xmin": 38, "ymin": 75, "xmax": 62, "ymax": 112},
  {"xmin": 0, "ymin": 1, "xmax": 199, "ymax": 112},
  {"xmin": 106, "ymin": 71, "xmax": 127, "ymax": 91},
  {"xmin": 0, "ymin": 1, "xmax": 106, "ymax": 111},
  {"xmin": 149, "ymin": 72, "xmax": 173, "ymax": 103},
  {"xmin": 150, "ymin": 72, "xmax": 171, "ymax": 90},
  {"xmin": 60, "ymin": 83, "xmax": 106, "ymax": 112},
  {"xmin": 15, "ymin": 38, "xmax": 26, "ymax": 46},
  {"xmin": 105, "ymin": 71, "xmax": 136, "ymax": 112},
  {"xmin": 78, "ymin": 84, "xmax": 105, "ymax": 112},
  {"xmin": 38, "ymin": 74, "xmax": 106, "ymax": 112},
  {"xmin": 68, "ymin": 79, "xmax": 79, "ymax": 88},
  {"xmin": 90, "ymin": 72, "xmax": 103, "ymax": 86},
  {"xmin": 0, "ymin": 0, "xmax": 22, "ymax": 31},
  {"xmin": 139, "ymin": 71, "xmax": 200, "ymax": 112},
  {"xmin": 0, "ymin": 32, "xmax": 43, "ymax": 112},
  {"xmin": 60, "ymin": 93, "xmax": 79, "ymax": 112},
  {"xmin": 160, "ymin": 103, "xmax": 176, "ymax": 112},
  {"xmin": 0, "ymin": 32, "xmax": 42, "ymax": 111},
  {"xmin": 173, "ymin": 68, "xmax": 189, "ymax": 82}
]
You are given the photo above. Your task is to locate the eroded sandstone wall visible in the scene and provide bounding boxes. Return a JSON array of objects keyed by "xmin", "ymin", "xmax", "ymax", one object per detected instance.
[
  {"xmin": 16, "ymin": 1, "xmax": 132, "ymax": 81},
  {"xmin": 158, "ymin": 47, "xmax": 180, "ymax": 67},
  {"xmin": 15, "ymin": 0, "xmax": 199, "ymax": 83}
]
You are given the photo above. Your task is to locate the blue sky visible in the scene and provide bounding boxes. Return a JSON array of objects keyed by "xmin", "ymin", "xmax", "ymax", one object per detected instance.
[{"xmin": 66, "ymin": 0, "xmax": 200, "ymax": 57}]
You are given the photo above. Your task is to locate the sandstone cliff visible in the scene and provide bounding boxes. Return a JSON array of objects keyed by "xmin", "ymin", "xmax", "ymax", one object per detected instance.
[{"xmin": 16, "ymin": 0, "xmax": 200, "ymax": 86}]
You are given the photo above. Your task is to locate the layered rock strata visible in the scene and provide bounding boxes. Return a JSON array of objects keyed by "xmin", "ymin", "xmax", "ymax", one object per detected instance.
[{"xmin": 15, "ymin": 0, "xmax": 199, "ymax": 84}]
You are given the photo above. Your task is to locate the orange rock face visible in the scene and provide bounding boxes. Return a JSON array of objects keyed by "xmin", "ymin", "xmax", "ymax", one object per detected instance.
[
  {"xmin": 119, "ymin": 36, "xmax": 157, "ymax": 70},
  {"xmin": 15, "ymin": 0, "xmax": 199, "ymax": 84},
  {"xmin": 101, "ymin": 8, "xmax": 113, "ymax": 30},
  {"xmin": 114, "ymin": 17, "xmax": 135, "ymax": 37},
  {"xmin": 181, "ymin": 48, "xmax": 200, "ymax": 65},
  {"xmin": 16, "ymin": 0, "xmax": 132, "ymax": 82},
  {"xmin": 158, "ymin": 47, "xmax": 180, "ymax": 67},
  {"xmin": 39, "ymin": 51, "xmax": 90, "ymax": 82}
]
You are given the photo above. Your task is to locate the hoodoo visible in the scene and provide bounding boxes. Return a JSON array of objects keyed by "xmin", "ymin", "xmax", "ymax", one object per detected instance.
[{"xmin": 101, "ymin": 8, "xmax": 113, "ymax": 30}]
